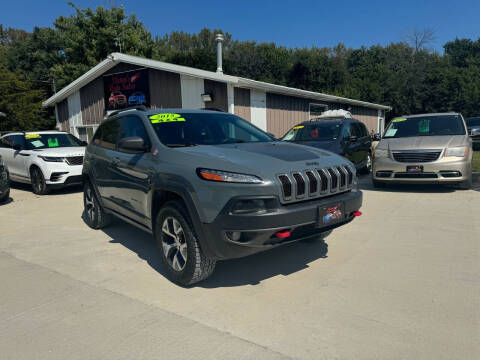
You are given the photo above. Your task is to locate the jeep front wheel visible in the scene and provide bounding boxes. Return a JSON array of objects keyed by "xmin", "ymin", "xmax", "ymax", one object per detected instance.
[{"xmin": 155, "ymin": 200, "xmax": 215, "ymax": 286}]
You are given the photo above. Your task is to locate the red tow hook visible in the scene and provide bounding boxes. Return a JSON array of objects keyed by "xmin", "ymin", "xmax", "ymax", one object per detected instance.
[
  {"xmin": 352, "ymin": 211, "xmax": 362, "ymax": 217},
  {"xmin": 275, "ymin": 230, "xmax": 291, "ymax": 238}
]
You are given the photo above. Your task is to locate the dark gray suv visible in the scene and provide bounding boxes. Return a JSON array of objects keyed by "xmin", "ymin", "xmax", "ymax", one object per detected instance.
[{"xmin": 83, "ymin": 108, "xmax": 363, "ymax": 285}]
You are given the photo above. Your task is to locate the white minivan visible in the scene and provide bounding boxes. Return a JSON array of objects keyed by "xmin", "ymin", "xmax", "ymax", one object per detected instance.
[{"xmin": 0, "ymin": 131, "xmax": 86, "ymax": 194}]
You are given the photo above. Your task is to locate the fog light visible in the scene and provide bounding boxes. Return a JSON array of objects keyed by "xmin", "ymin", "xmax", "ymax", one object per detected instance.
[
  {"xmin": 231, "ymin": 199, "xmax": 267, "ymax": 214},
  {"xmin": 226, "ymin": 231, "xmax": 242, "ymax": 242}
]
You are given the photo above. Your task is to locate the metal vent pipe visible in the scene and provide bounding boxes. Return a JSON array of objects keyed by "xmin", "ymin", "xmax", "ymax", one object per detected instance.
[{"xmin": 215, "ymin": 34, "xmax": 224, "ymax": 73}]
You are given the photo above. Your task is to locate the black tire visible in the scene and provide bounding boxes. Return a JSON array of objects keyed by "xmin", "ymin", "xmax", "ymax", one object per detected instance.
[
  {"xmin": 0, "ymin": 172, "xmax": 10, "ymax": 203},
  {"xmin": 155, "ymin": 200, "xmax": 216, "ymax": 286},
  {"xmin": 0, "ymin": 187, "xmax": 9, "ymax": 203},
  {"xmin": 372, "ymin": 178, "xmax": 386, "ymax": 188},
  {"xmin": 83, "ymin": 181, "xmax": 111, "ymax": 229},
  {"xmin": 30, "ymin": 166, "xmax": 49, "ymax": 195}
]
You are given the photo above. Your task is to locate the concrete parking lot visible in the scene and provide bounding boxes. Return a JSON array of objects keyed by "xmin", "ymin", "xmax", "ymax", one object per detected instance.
[{"xmin": 1, "ymin": 177, "xmax": 479, "ymax": 360}]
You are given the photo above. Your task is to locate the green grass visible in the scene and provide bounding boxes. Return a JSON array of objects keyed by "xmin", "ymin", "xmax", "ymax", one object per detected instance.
[{"xmin": 473, "ymin": 150, "xmax": 480, "ymax": 172}]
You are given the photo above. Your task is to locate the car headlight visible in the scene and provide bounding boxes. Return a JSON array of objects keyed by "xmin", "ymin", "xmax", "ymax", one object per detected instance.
[
  {"xmin": 444, "ymin": 146, "xmax": 468, "ymax": 157},
  {"xmin": 197, "ymin": 169, "xmax": 263, "ymax": 184},
  {"xmin": 374, "ymin": 148, "xmax": 389, "ymax": 158},
  {"xmin": 38, "ymin": 156, "xmax": 65, "ymax": 162}
]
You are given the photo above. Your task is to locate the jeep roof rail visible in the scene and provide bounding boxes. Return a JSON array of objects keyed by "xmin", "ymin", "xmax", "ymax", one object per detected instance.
[{"xmin": 107, "ymin": 105, "xmax": 148, "ymax": 118}]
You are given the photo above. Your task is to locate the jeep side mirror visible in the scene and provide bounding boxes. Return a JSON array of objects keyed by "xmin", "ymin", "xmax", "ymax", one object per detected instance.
[
  {"xmin": 12, "ymin": 144, "xmax": 22, "ymax": 151},
  {"xmin": 373, "ymin": 133, "xmax": 381, "ymax": 141},
  {"xmin": 471, "ymin": 128, "xmax": 480, "ymax": 137},
  {"xmin": 117, "ymin": 136, "xmax": 149, "ymax": 154}
]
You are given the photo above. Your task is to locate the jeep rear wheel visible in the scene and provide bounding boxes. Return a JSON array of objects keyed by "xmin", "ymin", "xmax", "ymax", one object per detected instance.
[
  {"xmin": 155, "ymin": 200, "xmax": 215, "ymax": 286},
  {"xmin": 83, "ymin": 181, "xmax": 111, "ymax": 229}
]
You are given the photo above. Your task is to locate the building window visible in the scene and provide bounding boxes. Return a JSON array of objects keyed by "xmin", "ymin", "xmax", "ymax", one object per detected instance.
[{"xmin": 309, "ymin": 103, "xmax": 328, "ymax": 119}]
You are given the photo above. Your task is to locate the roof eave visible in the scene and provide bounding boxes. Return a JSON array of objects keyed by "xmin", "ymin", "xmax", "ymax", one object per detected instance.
[
  {"xmin": 42, "ymin": 57, "xmax": 118, "ymax": 107},
  {"xmin": 237, "ymin": 78, "xmax": 391, "ymax": 111}
]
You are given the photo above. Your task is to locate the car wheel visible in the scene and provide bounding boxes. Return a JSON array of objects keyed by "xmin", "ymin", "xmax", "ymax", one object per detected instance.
[
  {"xmin": 30, "ymin": 167, "xmax": 49, "ymax": 195},
  {"xmin": 372, "ymin": 178, "xmax": 386, "ymax": 188},
  {"xmin": 155, "ymin": 200, "xmax": 216, "ymax": 286},
  {"xmin": 83, "ymin": 181, "xmax": 111, "ymax": 229}
]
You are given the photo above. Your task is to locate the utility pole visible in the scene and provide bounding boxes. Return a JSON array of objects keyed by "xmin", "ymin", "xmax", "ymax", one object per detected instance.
[{"xmin": 114, "ymin": 37, "xmax": 123, "ymax": 53}]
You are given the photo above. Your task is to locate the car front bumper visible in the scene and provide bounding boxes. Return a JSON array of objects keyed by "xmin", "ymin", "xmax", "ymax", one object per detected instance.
[
  {"xmin": 200, "ymin": 189, "xmax": 362, "ymax": 260},
  {"xmin": 42, "ymin": 162, "xmax": 84, "ymax": 187},
  {"xmin": 373, "ymin": 155, "xmax": 471, "ymax": 183}
]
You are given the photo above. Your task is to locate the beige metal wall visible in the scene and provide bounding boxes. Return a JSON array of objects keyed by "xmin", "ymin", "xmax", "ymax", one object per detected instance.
[
  {"xmin": 234, "ymin": 87, "xmax": 251, "ymax": 121},
  {"xmin": 57, "ymin": 99, "xmax": 69, "ymax": 132},
  {"xmin": 80, "ymin": 77, "xmax": 104, "ymax": 125},
  {"xmin": 265, "ymin": 93, "xmax": 380, "ymax": 137},
  {"xmin": 266, "ymin": 93, "xmax": 310, "ymax": 137}
]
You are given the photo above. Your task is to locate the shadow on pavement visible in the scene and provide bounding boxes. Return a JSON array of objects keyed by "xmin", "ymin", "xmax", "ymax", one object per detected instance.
[
  {"xmin": 88, "ymin": 214, "xmax": 329, "ymax": 288},
  {"xmin": 10, "ymin": 181, "xmax": 82, "ymax": 195}
]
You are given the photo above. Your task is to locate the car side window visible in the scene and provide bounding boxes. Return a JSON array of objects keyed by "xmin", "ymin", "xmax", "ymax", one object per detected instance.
[
  {"xmin": 11, "ymin": 135, "xmax": 26, "ymax": 149},
  {"xmin": 351, "ymin": 123, "xmax": 363, "ymax": 138},
  {"xmin": 342, "ymin": 123, "xmax": 352, "ymax": 139},
  {"xmin": 0, "ymin": 136, "xmax": 13, "ymax": 148},
  {"xmin": 94, "ymin": 120, "xmax": 119, "ymax": 150},
  {"xmin": 359, "ymin": 123, "xmax": 368, "ymax": 138},
  {"xmin": 117, "ymin": 116, "xmax": 151, "ymax": 148}
]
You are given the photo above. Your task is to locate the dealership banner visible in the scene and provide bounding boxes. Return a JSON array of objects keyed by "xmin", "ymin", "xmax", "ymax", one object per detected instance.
[{"xmin": 103, "ymin": 69, "xmax": 150, "ymax": 111}]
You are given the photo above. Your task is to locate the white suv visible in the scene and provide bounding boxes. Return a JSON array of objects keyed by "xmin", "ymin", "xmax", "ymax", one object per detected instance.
[{"xmin": 0, "ymin": 131, "xmax": 86, "ymax": 194}]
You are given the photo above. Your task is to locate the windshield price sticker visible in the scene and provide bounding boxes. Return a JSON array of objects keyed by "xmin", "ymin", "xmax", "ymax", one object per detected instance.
[
  {"xmin": 293, "ymin": 125, "xmax": 304, "ymax": 130},
  {"xmin": 25, "ymin": 134, "xmax": 41, "ymax": 139},
  {"xmin": 48, "ymin": 138, "xmax": 59, "ymax": 147},
  {"xmin": 150, "ymin": 113, "xmax": 186, "ymax": 124},
  {"xmin": 392, "ymin": 117, "xmax": 407, "ymax": 123},
  {"xmin": 384, "ymin": 128, "xmax": 397, "ymax": 137}
]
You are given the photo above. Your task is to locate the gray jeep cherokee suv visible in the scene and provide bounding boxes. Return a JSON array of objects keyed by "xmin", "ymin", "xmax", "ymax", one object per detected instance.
[{"xmin": 83, "ymin": 108, "xmax": 363, "ymax": 285}]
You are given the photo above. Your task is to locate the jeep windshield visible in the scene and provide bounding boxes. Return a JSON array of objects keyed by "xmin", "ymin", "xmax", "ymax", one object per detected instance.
[
  {"xmin": 383, "ymin": 115, "xmax": 466, "ymax": 138},
  {"xmin": 150, "ymin": 112, "xmax": 273, "ymax": 147},
  {"xmin": 282, "ymin": 121, "xmax": 342, "ymax": 141},
  {"xmin": 24, "ymin": 133, "xmax": 84, "ymax": 150}
]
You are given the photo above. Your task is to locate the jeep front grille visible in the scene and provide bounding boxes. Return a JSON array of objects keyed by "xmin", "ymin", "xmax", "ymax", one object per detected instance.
[{"xmin": 277, "ymin": 164, "xmax": 355, "ymax": 204}]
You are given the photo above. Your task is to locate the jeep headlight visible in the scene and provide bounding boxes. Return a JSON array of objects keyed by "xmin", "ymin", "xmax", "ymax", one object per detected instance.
[
  {"xmin": 444, "ymin": 146, "xmax": 468, "ymax": 157},
  {"xmin": 197, "ymin": 169, "xmax": 263, "ymax": 184},
  {"xmin": 374, "ymin": 148, "xmax": 389, "ymax": 158}
]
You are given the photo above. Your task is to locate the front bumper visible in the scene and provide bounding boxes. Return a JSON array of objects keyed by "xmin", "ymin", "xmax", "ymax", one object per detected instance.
[
  {"xmin": 41, "ymin": 162, "xmax": 84, "ymax": 187},
  {"xmin": 200, "ymin": 189, "xmax": 362, "ymax": 260},
  {"xmin": 373, "ymin": 154, "xmax": 471, "ymax": 183}
]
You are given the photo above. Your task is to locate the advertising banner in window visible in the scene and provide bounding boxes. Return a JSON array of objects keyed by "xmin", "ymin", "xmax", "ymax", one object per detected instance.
[{"xmin": 103, "ymin": 69, "xmax": 150, "ymax": 111}]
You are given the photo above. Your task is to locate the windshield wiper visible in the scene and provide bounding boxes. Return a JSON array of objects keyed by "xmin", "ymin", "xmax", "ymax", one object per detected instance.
[{"xmin": 166, "ymin": 143, "xmax": 197, "ymax": 148}]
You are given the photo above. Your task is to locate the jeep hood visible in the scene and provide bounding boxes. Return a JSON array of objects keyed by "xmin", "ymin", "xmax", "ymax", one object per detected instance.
[
  {"xmin": 377, "ymin": 135, "xmax": 468, "ymax": 151},
  {"xmin": 174, "ymin": 141, "xmax": 351, "ymax": 178}
]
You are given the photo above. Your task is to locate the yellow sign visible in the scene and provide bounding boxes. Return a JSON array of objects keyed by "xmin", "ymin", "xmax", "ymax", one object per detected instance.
[
  {"xmin": 392, "ymin": 117, "xmax": 407, "ymax": 123},
  {"xmin": 25, "ymin": 133, "xmax": 41, "ymax": 139},
  {"xmin": 150, "ymin": 113, "xmax": 186, "ymax": 124},
  {"xmin": 293, "ymin": 125, "xmax": 304, "ymax": 130}
]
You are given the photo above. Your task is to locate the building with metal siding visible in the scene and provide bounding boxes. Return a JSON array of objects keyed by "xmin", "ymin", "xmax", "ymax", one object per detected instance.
[{"xmin": 44, "ymin": 52, "xmax": 390, "ymax": 141}]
